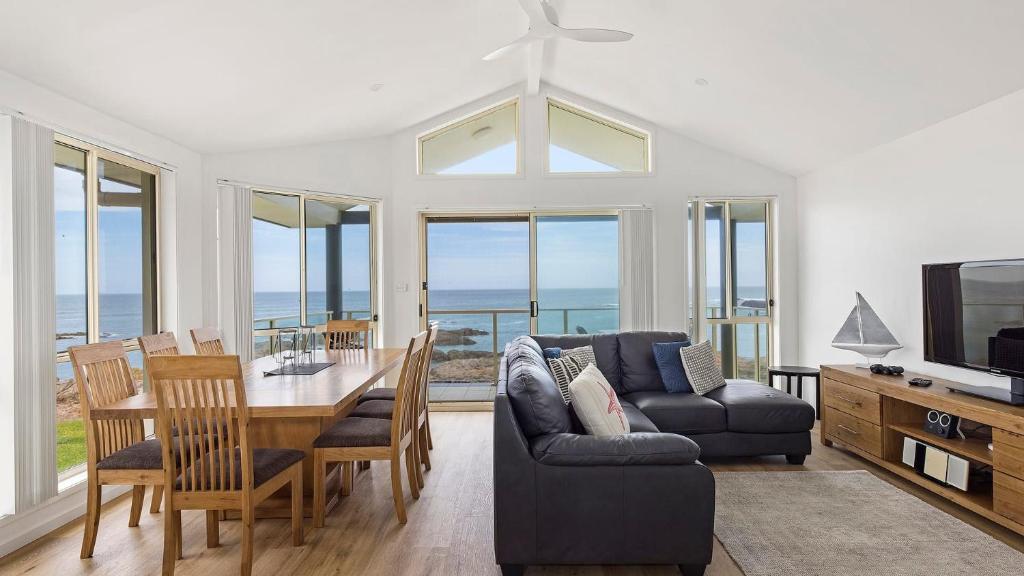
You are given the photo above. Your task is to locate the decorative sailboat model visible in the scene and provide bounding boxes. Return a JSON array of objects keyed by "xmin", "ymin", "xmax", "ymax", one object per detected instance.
[{"xmin": 832, "ymin": 292, "xmax": 902, "ymax": 367}]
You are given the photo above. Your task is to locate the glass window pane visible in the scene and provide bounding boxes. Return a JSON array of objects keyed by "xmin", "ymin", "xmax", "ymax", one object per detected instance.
[
  {"xmin": 704, "ymin": 202, "xmax": 726, "ymax": 319},
  {"xmin": 730, "ymin": 202, "xmax": 769, "ymax": 318},
  {"xmin": 548, "ymin": 100, "xmax": 649, "ymax": 173},
  {"xmin": 304, "ymin": 199, "xmax": 372, "ymax": 325},
  {"xmin": 536, "ymin": 215, "xmax": 619, "ymax": 335},
  {"xmin": 419, "ymin": 101, "xmax": 518, "ymax": 175},
  {"xmin": 252, "ymin": 191, "xmax": 301, "ymax": 356},
  {"xmin": 425, "ymin": 219, "xmax": 530, "ymax": 402},
  {"xmin": 97, "ymin": 158, "xmax": 158, "ymax": 343},
  {"xmin": 54, "ymin": 142, "xmax": 87, "ymax": 475}
]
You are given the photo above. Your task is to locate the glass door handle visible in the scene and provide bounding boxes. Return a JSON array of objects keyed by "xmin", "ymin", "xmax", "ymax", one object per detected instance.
[{"xmin": 530, "ymin": 300, "xmax": 539, "ymax": 318}]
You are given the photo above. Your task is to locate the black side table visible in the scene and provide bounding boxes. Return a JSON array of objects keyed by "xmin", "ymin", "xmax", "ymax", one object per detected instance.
[{"xmin": 768, "ymin": 365, "xmax": 821, "ymax": 420}]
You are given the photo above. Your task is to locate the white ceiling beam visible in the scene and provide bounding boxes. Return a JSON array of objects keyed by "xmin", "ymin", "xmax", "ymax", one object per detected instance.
[{"xmin": 527, "ymin": 39, "xmax": 544, "ymax": 95}]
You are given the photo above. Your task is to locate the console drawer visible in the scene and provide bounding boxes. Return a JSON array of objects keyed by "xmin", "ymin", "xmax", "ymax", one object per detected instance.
[
  {"xmin": 994, "ymin": 429, "xmax": 1024, "ymax": 481},
  {"xmin": 823, "ymin": 378, "xmax": 881, "ymax": 424},
  {"xmin": 824, "ymin": 407, "xmax": 882, "ymax": 457},
  {"xmin": 994, "ymin": 471, "xmax": 1024, "ymax": 525}
]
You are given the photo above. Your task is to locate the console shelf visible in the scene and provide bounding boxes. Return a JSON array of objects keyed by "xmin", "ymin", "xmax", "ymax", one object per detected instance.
[
  {"xmin": 888, "ymin": 423, "xmax": 994, "ymax": 466},
  {"xmin": 821, "ymin": 365, "xmax": 1024, "ymax": 537}
]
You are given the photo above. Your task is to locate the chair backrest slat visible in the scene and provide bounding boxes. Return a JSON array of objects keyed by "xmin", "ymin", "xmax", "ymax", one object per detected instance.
[
  {"xmin": 418, "ymin": 323, "xmax": 440, "ymax": 417},
  {"xmin": 69, "ymin": 341, "xmax": 146, "ymax": 464},
  {"xmin": 324, "ymin": 319, "xmax": 372, "ymax": 350},
  {"xmin": 190, "ymin": 327, "xmax": 225, "ymax": 355},
  {"xmin": 389, "ymin": 331, "xmax": 429, "ymax": 450},
  {"xmin": 151, "ymin": 355, "xmax": 249, "ymax": 494},
  {"xmin": 138, "ymin": 331, "xmax": 180, "ymax": 357}
]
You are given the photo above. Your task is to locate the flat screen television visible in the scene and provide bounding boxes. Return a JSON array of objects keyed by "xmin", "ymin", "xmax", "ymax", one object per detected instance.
[{"xmin": 922, "ymin": 259, "xmax": 1024, "ymax": 404}]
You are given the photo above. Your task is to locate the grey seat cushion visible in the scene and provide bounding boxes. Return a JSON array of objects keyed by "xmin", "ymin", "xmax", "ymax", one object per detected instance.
[
  {"xmin": 704, "ymin": 380, "xmax": 815, "ymax": 434},
  {"xmin": 530, "ymin": 432, "xmax": 701, "ymax": 466},
  {"xmin": 531, "ymin": 334, "xmax": 621, "ymax": 391},
  {"xmin": 623, "ymin": 391, "xmax": 727, "ymax": 434},
  {"xmin": 621, "ymin": 402, "xmax": 659, "ymax": 433},
  {"xmin": 313, "ymin": 417, "xmax": 392, "ymax": 448},
  {"xmin": 617, "ymin": 331, "xmax": 690, "ymax": 394},
  {"xmin": 349, "ymin": 399, "xmax": 394, "ymax": 419},
  {"xmin": 505, "ymin": 337, "xmax": 573, "ymax": 438},
  {"xmin": 358, "ymin": 387, "xmax": 396, "ymax": 403},
  {"xmin": 176, "ymin": 447, "xmax": 305, "ymax": 490},
  {"xmin": 96, "ymin": 438, "xmax": 176, "ymax": 471}
]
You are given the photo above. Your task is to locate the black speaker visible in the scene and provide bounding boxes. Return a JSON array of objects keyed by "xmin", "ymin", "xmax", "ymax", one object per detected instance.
[{"xmin": 924, "ymin": 410, "xmax": 959, "ymax": 439}]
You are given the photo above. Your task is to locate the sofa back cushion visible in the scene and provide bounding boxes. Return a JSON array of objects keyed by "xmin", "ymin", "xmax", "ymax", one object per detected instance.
[
  {"xmin": 504, "ymin": 336, "xmax": 573, "ymax": 438},
  {"xmin": 532, "ymin": 333, "xmax": 622, "ymax": 392},
  {"xmin": 617, "ymin": 331, "xmax": 690, "ymax": 394}
]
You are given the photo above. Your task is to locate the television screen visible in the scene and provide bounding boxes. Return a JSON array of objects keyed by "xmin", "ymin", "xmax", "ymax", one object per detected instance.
[{"xmin": 923, "ymin": 259, "xmax": 1024, "ymax": 378}]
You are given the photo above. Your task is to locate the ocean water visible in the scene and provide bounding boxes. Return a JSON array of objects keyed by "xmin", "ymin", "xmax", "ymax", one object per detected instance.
[{"xmin": 55, "ymin": 287, "xmax": 767, "ymax": 379}]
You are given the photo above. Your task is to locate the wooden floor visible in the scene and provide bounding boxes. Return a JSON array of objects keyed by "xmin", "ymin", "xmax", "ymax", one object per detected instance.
[{"xmin": 2, "ymin": 412, "xmax": 1022, "ymax": 575}]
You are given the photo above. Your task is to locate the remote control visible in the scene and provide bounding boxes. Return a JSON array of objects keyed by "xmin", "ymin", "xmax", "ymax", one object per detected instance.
[{"xmin": 908, "ymin": 377, "xmax": 932, "ymax": 387}]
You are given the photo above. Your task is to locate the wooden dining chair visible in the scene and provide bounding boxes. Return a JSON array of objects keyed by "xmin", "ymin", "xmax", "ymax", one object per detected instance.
[
  {"xmin": 324, "ymin": 319, "xmax": 372, "ymax": 350},
  {"xmin": 349, "ymin": 323, "xmax": 438, "ymax": 488},
  {"xmin": 190, "ymin": 327, "xmax": 225, "ymax": 354},
  {"xmin": 69, "ymin": 341, "xmax": 174, "ymax": 559},
  {"xmin": 312, "ymin": 330, "xmax": 428, "ymax": 527},
  {"xmin": 136, "ymin": 331, "xmax": 182, "ymax": 514},
  {"xmin": 150, "ymin": 354, "xmax": 305, "ymax": 576}
]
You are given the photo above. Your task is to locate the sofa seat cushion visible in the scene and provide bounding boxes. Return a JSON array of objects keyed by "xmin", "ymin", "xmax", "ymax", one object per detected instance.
[
  {"xmin": 532, "ymin": 334, "xmax": 621, "ymax": 391},
  {"xmin": 530, "ymin": 432, "xmax": 701, "ymax": 466},
  {"xmin": 505, "ymin": 336, "xmax": 574, "ymax": 438},
  {"xmin": 617, "ymin": 331, "xmax": 691, "ymax": 394},
  {"xmin": 704, "ymin": 380, "xmax": 815, "ymax": 434},
  {"xmin": 622, "ymin": 391, "xmax": 726, "ymax": 435},
  {"xmin": 621, "ymin": 402, "xmax": 659, "ymax": 433}
]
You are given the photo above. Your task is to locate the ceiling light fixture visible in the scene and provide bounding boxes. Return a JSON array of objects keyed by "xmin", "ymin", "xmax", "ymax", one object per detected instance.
[
  {"xmin": 695, "ymin": 78, "xmax": 709, "ymax": 87},
  {"xmin": 369, "ymin": 83, "xmax": 384, "ymax": 92},
  {"xmin": 471, "ymin": 126, "xmax": 493, "ymax": 139}
]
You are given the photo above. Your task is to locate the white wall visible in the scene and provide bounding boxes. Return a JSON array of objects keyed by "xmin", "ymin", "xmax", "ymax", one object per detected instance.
[
  {"xmin": 204, "ymin": 84, "xmax": 798, "ymax": 360},
  {"xmin": 797, "ymin": 88, "xmax": 1024, "ymax": 390}
]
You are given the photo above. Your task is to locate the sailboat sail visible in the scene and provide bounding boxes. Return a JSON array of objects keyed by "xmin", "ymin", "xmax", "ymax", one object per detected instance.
[{"xmin": 832, "ymin": 292, "xmax": 902, "ymax": 357}]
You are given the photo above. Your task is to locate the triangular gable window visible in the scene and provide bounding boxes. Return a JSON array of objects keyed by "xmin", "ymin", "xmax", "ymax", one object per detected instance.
[
  {"xmin": 418, "ymin": 100, "xmax": 519, "ymax": 175},
  {"xmin": 547, "ymin": 99, "xmax": 650, "ymax": 174}
]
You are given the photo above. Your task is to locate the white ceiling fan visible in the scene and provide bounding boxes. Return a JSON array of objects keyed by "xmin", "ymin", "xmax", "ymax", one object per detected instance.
[{"xmin": 483, "ymin": 0, "xmax": 633, "ymax": 94}]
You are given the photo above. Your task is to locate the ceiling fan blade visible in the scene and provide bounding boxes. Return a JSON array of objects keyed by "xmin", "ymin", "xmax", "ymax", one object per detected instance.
[
  {"xmin": 517, "ymin": 0, "xmax": 554, "ymax": 28},
  {"xmin": 483, "ymin": 34, "xmax": 533, "ymax": 61},
  {"xmin": 554, "ymin": 27, "xmax": 633, "ymax": 42}
]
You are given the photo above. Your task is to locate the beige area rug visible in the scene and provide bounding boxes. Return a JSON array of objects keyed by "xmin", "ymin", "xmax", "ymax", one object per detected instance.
[{"xmin": 714, "ymin": 471, "xmax": 1023, "ymax": 576}]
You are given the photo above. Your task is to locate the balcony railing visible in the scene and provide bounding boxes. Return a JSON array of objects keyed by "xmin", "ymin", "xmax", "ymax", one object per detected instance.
[
  {"xmin": 426, "ymin": 306, "xmax": 618, "ymax": 386},
  {"xmin": 253, "ymin": 309, "xmax": 371, "ymax": 330},
  {"xmin": 703, "ymin": 305, "xmax": 770, "ymax": 383}
]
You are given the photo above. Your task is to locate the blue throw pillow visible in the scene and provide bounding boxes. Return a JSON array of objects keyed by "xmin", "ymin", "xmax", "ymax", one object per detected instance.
[
  {"xmin": 652, "ymin": 340, "xmax": 693, "ymax": 393},
  {"xmin": 542, "ymin": 347, "xmax": 563, "ymax": 359}
]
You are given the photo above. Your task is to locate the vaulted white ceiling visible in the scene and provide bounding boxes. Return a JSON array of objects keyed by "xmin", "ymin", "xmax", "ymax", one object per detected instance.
[{"xmin": 2, "ymin": 1, "xmax": 1023, "ymax": 175}]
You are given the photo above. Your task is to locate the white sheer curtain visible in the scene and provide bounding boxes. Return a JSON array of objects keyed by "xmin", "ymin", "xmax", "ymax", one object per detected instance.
[
  {"xmin": 227, "ymin": 184, "xmax": 253, "ymax": 362},
  {"xmin": 5, "ymin": 117, "xmax": 57, "ymax": 510},
  {"xmin": 619, "ymin": 208, "xmax": 655, "ymax": 331}
]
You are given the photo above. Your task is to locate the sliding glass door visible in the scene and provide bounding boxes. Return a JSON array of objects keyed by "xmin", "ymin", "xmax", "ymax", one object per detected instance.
[
  {"xmin": 251, "ymin": 189, "xmax": 377, "ymax": 356},
  {"xmin": 535, "ymin": 215, "xmax": 620, "ymax": 335},
  {"xmin": 53, "ymin": 136, "xmax": 160, "ymax": 485},
  {"xmin": 689, "ymin": 199, "xmax": 773, "ymax": 382},
  {"xmin": 421, "ymin": 212, "xmax": 620, "ymax": 403}
]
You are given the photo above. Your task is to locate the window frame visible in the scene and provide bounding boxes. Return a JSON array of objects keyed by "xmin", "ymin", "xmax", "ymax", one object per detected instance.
[
  {"xmin": 249, "ymin": 187, "xmax": 380, "ymax": 350},
  {"xmin": 544, "ymin": 97, "xmax": 653, "ymax": 177},
  {"xmin": 415, "ymin": 97, "xmax": 521, "ymax": 178},
  {"xmin": 53, "ymin": 133, "xmax": 161, "ymax": 485}
]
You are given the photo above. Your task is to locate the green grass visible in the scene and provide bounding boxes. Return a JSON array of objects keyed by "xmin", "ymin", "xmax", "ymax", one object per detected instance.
[{"xmin": 57, "ymin": 420, "xmax": 87, "ymax": 472}]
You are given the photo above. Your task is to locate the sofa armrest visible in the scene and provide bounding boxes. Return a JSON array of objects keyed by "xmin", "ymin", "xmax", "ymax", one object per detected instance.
[{"xmin": 530, "ymin": 432, "xmax": 701, "ymax": 466}]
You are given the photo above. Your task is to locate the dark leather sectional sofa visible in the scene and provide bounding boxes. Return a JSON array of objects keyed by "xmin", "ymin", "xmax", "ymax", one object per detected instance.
[{"xmin": 493, "ymin": 331, "xmax": 815, "ymax": 575}]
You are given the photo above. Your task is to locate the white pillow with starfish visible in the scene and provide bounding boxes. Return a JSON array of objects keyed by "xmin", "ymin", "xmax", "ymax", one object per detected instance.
[{"xmin": 568, "ymin": 363, "xmax": 630, "ymax": 437}]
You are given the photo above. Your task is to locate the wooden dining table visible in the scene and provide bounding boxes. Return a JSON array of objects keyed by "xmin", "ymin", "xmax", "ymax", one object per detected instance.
[{"xmin": 90, "ymin": 347, "xmax": 407, "ymax": 518}]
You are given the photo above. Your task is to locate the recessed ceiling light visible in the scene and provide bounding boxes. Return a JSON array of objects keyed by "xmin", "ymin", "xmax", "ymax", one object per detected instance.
[
  {"xmin": 369, "ymin": 83, "xmax": 384, "ymax": 92},
  {"xmin": 694, "ymin": 78, "xmax": 709, "ymax": 87}
]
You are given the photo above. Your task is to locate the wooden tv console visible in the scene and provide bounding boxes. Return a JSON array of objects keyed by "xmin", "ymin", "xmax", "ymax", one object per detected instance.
[{"xmin": 820, "ymin": 365, "xmax": 1024, "ymax": 536}]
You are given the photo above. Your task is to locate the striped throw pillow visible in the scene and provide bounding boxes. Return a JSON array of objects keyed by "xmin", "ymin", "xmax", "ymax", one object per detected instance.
[{"xmin": 546, "ymin": 345, "xmax": 597, "ymax": 404}]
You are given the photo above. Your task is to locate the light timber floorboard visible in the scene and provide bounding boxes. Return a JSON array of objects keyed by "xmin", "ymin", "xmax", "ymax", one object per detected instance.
[{"xmin": 1, "ymin": 413, "xmax": 1021, "ymax": 575}]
